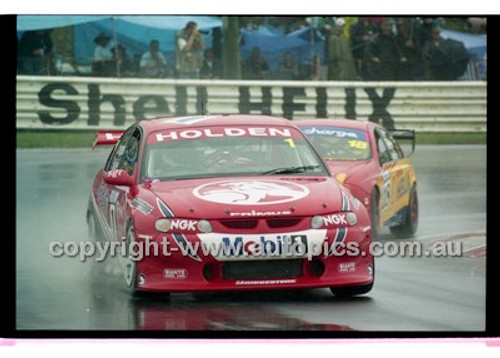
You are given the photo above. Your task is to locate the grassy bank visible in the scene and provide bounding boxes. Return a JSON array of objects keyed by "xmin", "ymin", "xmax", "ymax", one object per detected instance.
[{"xmin": 16, "ymin": 130, "xmax": 486, "ymax": 148}]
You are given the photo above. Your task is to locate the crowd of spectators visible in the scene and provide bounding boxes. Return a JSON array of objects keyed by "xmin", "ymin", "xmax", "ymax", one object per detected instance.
[{"xmin": 17, "ymin": 17, "xmax": 486, "ymax": 81}]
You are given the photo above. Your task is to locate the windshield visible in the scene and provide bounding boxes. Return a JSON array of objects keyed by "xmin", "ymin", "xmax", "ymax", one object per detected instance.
[
  {"xmin": 300, "ymin": 126, "xmax": 372, "ymax": 161},
  {"xmin": 142, "ymin": 125, "xmax": 329, "ymax": 180}
]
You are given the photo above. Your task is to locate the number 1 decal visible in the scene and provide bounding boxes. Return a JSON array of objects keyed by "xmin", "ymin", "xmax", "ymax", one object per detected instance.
[{"xmin": 285, "ymin": 138, "xmax": 296, "ymax": 149}]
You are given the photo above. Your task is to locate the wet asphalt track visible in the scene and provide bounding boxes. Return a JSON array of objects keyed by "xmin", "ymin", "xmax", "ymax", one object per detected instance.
[{"xmin": 16, "ymin": 145, "xmax": 486, "ymax": 331}]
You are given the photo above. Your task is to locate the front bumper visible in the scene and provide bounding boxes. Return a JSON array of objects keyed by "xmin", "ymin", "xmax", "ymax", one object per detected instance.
[{"xmin": 133, "ymin": 226, "xmax": 374, "ymax": 293}]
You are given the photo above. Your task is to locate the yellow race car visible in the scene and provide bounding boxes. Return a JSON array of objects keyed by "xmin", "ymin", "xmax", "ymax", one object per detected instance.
[{"xmin": 298, "ymin": 119, "xmax": 418, "ymax": 238}]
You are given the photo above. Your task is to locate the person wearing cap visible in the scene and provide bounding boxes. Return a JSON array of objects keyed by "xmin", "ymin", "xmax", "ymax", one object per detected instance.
[
  {"xmin": 364, "ymin": 21, "xmax": 406, "ymax": 81},
  {"xmin": 327, "ymin": 18, "xmax": 356, "ymax": 81},
  {"xmin": 92, "ymin": 33, "xmax": 114, "ymax": 77},
  {"xmin": 175, "ymin": 21, "xmax": 205, "ymax": 79}
]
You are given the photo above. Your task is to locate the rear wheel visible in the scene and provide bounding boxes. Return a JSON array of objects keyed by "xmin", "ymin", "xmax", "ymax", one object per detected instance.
[
  {"xmin": 370, "ymin": 188, "xmax": 380, "ymax": 239},
  {"xmin": 390, "ymin": 184, "xmax": 419, "ymax": 237}
]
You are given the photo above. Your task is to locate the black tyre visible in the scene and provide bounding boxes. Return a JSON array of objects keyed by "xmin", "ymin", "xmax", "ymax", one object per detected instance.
[
  {"xmin": 390, "ymin": 184, "xmax": 419, "ymax": 237},
  {"xmin": 330, "ymin": 256, "xmax": 374, "ymax": 298},
  {"xmin": 121, "ymin": 221, "xmax": 139, "ymax": 294},
  {"xmin": 370, "ymin": 188, "xmax": 380, "ymax": 239},
  {"xmin": 121, "ymin": 221, "xmax": 165, "ymax": 299}
]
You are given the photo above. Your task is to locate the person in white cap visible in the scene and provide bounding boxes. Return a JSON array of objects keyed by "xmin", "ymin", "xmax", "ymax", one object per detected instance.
[{"xmin": 327, "ymin": 18, "xmax": 356, "ymax": 80}]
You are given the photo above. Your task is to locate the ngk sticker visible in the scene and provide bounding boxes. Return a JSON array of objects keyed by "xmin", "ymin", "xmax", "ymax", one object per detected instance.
[
  {"xmin": 323, "ymin": 213, "xmax": 348, "ymax": 226},
  {"xmin": 193, "ymin": 180, "xmax": 310, "ymax": 206},
  {"xmin": 170, "ymin": 219, "xmax": 198, "ymax": 231}
]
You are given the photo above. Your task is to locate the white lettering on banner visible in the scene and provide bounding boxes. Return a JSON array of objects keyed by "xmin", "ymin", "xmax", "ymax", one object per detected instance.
[
  {"xmin": 154, "ymin": 127, "xmax": 292, "ymax": 142},
  {"xmin": 302, "ymin": 127, "xmax": 359, "ymax": 138},
  {"xmin": 180, "ymin": 130, "xmax": 202, "ymax": 139}
]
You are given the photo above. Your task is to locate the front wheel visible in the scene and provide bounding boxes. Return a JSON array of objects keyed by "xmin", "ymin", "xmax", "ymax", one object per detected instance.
[
  {"xmin": 121, "ymin": 221, "xmax": 139, "ymax": 294},
  {"xmin": 390, "ymin": 184, "xmax": 419, "ymax": 237},
  {"xmin": 370, "ymin": 188, "xmax": 380, "ymax": 239}
]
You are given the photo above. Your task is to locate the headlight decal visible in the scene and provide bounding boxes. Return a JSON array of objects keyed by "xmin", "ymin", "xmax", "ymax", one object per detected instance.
[
  {"xmin": 341, "ymin": 191, "xmax": 350, "ymax": 211},
  {"xmin": 156, "ymin": 197, "xmax": 174, "ymax": 218},
  {"xmin": 172, "ymin": 233, "xmax": 202, "ymax": 262},
  {"xmin": 326, "ymin": 227, "xmax": 348, "ymax": 257}
]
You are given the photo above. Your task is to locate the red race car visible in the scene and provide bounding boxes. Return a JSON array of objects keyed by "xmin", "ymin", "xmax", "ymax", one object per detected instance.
[
  {"xmin": 296, "ymin": 119, "xmax": 418, "ymax": 238},
  {"xmin": 88, "ymin": 115, "xmax": 374, "ymax": 297}
]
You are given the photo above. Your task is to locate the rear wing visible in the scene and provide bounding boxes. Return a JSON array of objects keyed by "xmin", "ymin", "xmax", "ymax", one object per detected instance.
[
  {"xmin": 92, "ymin": 131, "xmax": 125, "ymax": 150},
  {"xmin": 389, "ymin": 129, "xmax": 415, "ymax": 157}
]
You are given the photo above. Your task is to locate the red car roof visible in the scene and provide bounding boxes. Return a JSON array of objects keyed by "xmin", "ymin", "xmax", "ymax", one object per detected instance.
[
  {"xmin": 294, "ymin": 119, "xmax": 374, "ymax": 132},
  {"xmin": 138, "ymin": 114, "xmax": 295, "ymax": 135}
]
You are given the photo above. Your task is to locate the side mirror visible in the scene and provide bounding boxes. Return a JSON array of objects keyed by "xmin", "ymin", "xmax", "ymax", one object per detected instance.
[
  {"xmin": 103, "ymin": 169, "xmax": 134, "ymax": 186},
  {"xmin": 389, "ymin": 129, "xmax": 416, "ymax": 157}
]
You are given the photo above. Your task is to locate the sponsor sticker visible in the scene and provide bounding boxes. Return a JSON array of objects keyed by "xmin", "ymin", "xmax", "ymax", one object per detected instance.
[
  {"xmin": 300, "ymin": 127, "xmax": 367, "ymax": 140},
  {"xmin": 149, "ymin": 126, "xmax": 299, "ymax": 144},
  {"xmin": 193, "ymin": 180, "xmax": 310, "ymax": 206},
  {"xmin": 170, "ymin": 219, "xmax": 198, "ymax": 231},
  {"xmin": 322, "ymin": 213, "xmax": 348, "ymax": 226},
  {"xmin": 235, "ymin": 279, "xmax": 297, "ymax": 285},
  {"xmin": 164, "ymin": 268, "xmax": 189, "ymax": 279},
  {"xmin": 132, "ymin": 198, "xmax": 154, "ymax": 215},
  {"xmin": 338, "ymin": 262, "xmax": 356, "ymax": 273}
]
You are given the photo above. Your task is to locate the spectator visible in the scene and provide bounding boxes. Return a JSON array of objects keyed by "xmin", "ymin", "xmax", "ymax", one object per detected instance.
[
  {"xmin": 175, "ymin": 21, "xmax": 205, "ymax": 79},
  {"xmin": 111, "ymin": 44, "xmax": 135, "ymax": 77},
  {"xmin": 350, "ymin": 17, "xmax": 378, "ymax": 79},
  {"xmin": 396, "ymin": 18, "xmax": 423, "ymax": 80},
  {"xmin": 18, "ymin": 30, "xmax": 53, "ymax": 75},
  {"xmin": 364, "ymin": 21, "xmax": 406, "ymax": 80},
  {"xmin": 422, "ymin": 24, "xmax": 469, "ymax": 80},
  {"xmin": 92, "ymin": 33, "xmax": 114, "ymax": 77},
  {"xmin": 276, "ymin": 52, "xmax": 300, "ymax": 80},
  {"xmin": 200, "ymin": 48, "xmax": 222, "ymax": 79},
  {"xmin": 242, "ymin": 47, "xmax": 270, "ymax": 80},
  {"xmin": 327, "ymin": 18, "xmax": 356, "ymax": 80},
  {"xmin": 140, "ymin": 40, "xmax": 168, "ymax": 78}
]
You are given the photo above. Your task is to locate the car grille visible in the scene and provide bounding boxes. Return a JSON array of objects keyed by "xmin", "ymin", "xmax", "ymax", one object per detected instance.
[
  {"xmin": 266, "ymin": 218, "xmax": 302, "ymax": 229},
  {"xmin": 222, "ymin": 260, "xmax": 303, "ymax": 280},
  {"xmin": 219, "ymin": 218, "xmax": 303, "ymax": 230},
  {"xmin": 220, "ymin": 219, "xmax": 258, "ymax": 230}
]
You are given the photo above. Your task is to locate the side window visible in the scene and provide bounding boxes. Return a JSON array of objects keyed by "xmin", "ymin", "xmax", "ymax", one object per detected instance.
[
  {"xmin": 375, "ymin": 130, "xmax": 391, "ymax": 165},
  {"xmin": 376, "ymin": 129, "xmax": 399, "ymax": 164},
  {"xmin": 386, "ymin": 132, "xmax": 405, "ymax": 159},
  {"xmin": 104, "ymin": 127, "xmax": 142, "ymax": 175}
]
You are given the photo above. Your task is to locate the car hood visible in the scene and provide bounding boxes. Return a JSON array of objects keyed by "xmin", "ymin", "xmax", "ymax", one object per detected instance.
[
  {"xmin": 324, "ymin": 160, "xmax": 370, "ymax": 178},
  {"xmin": 145, "ymin": 176, "xmax": 346, "ymax": 219}
]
